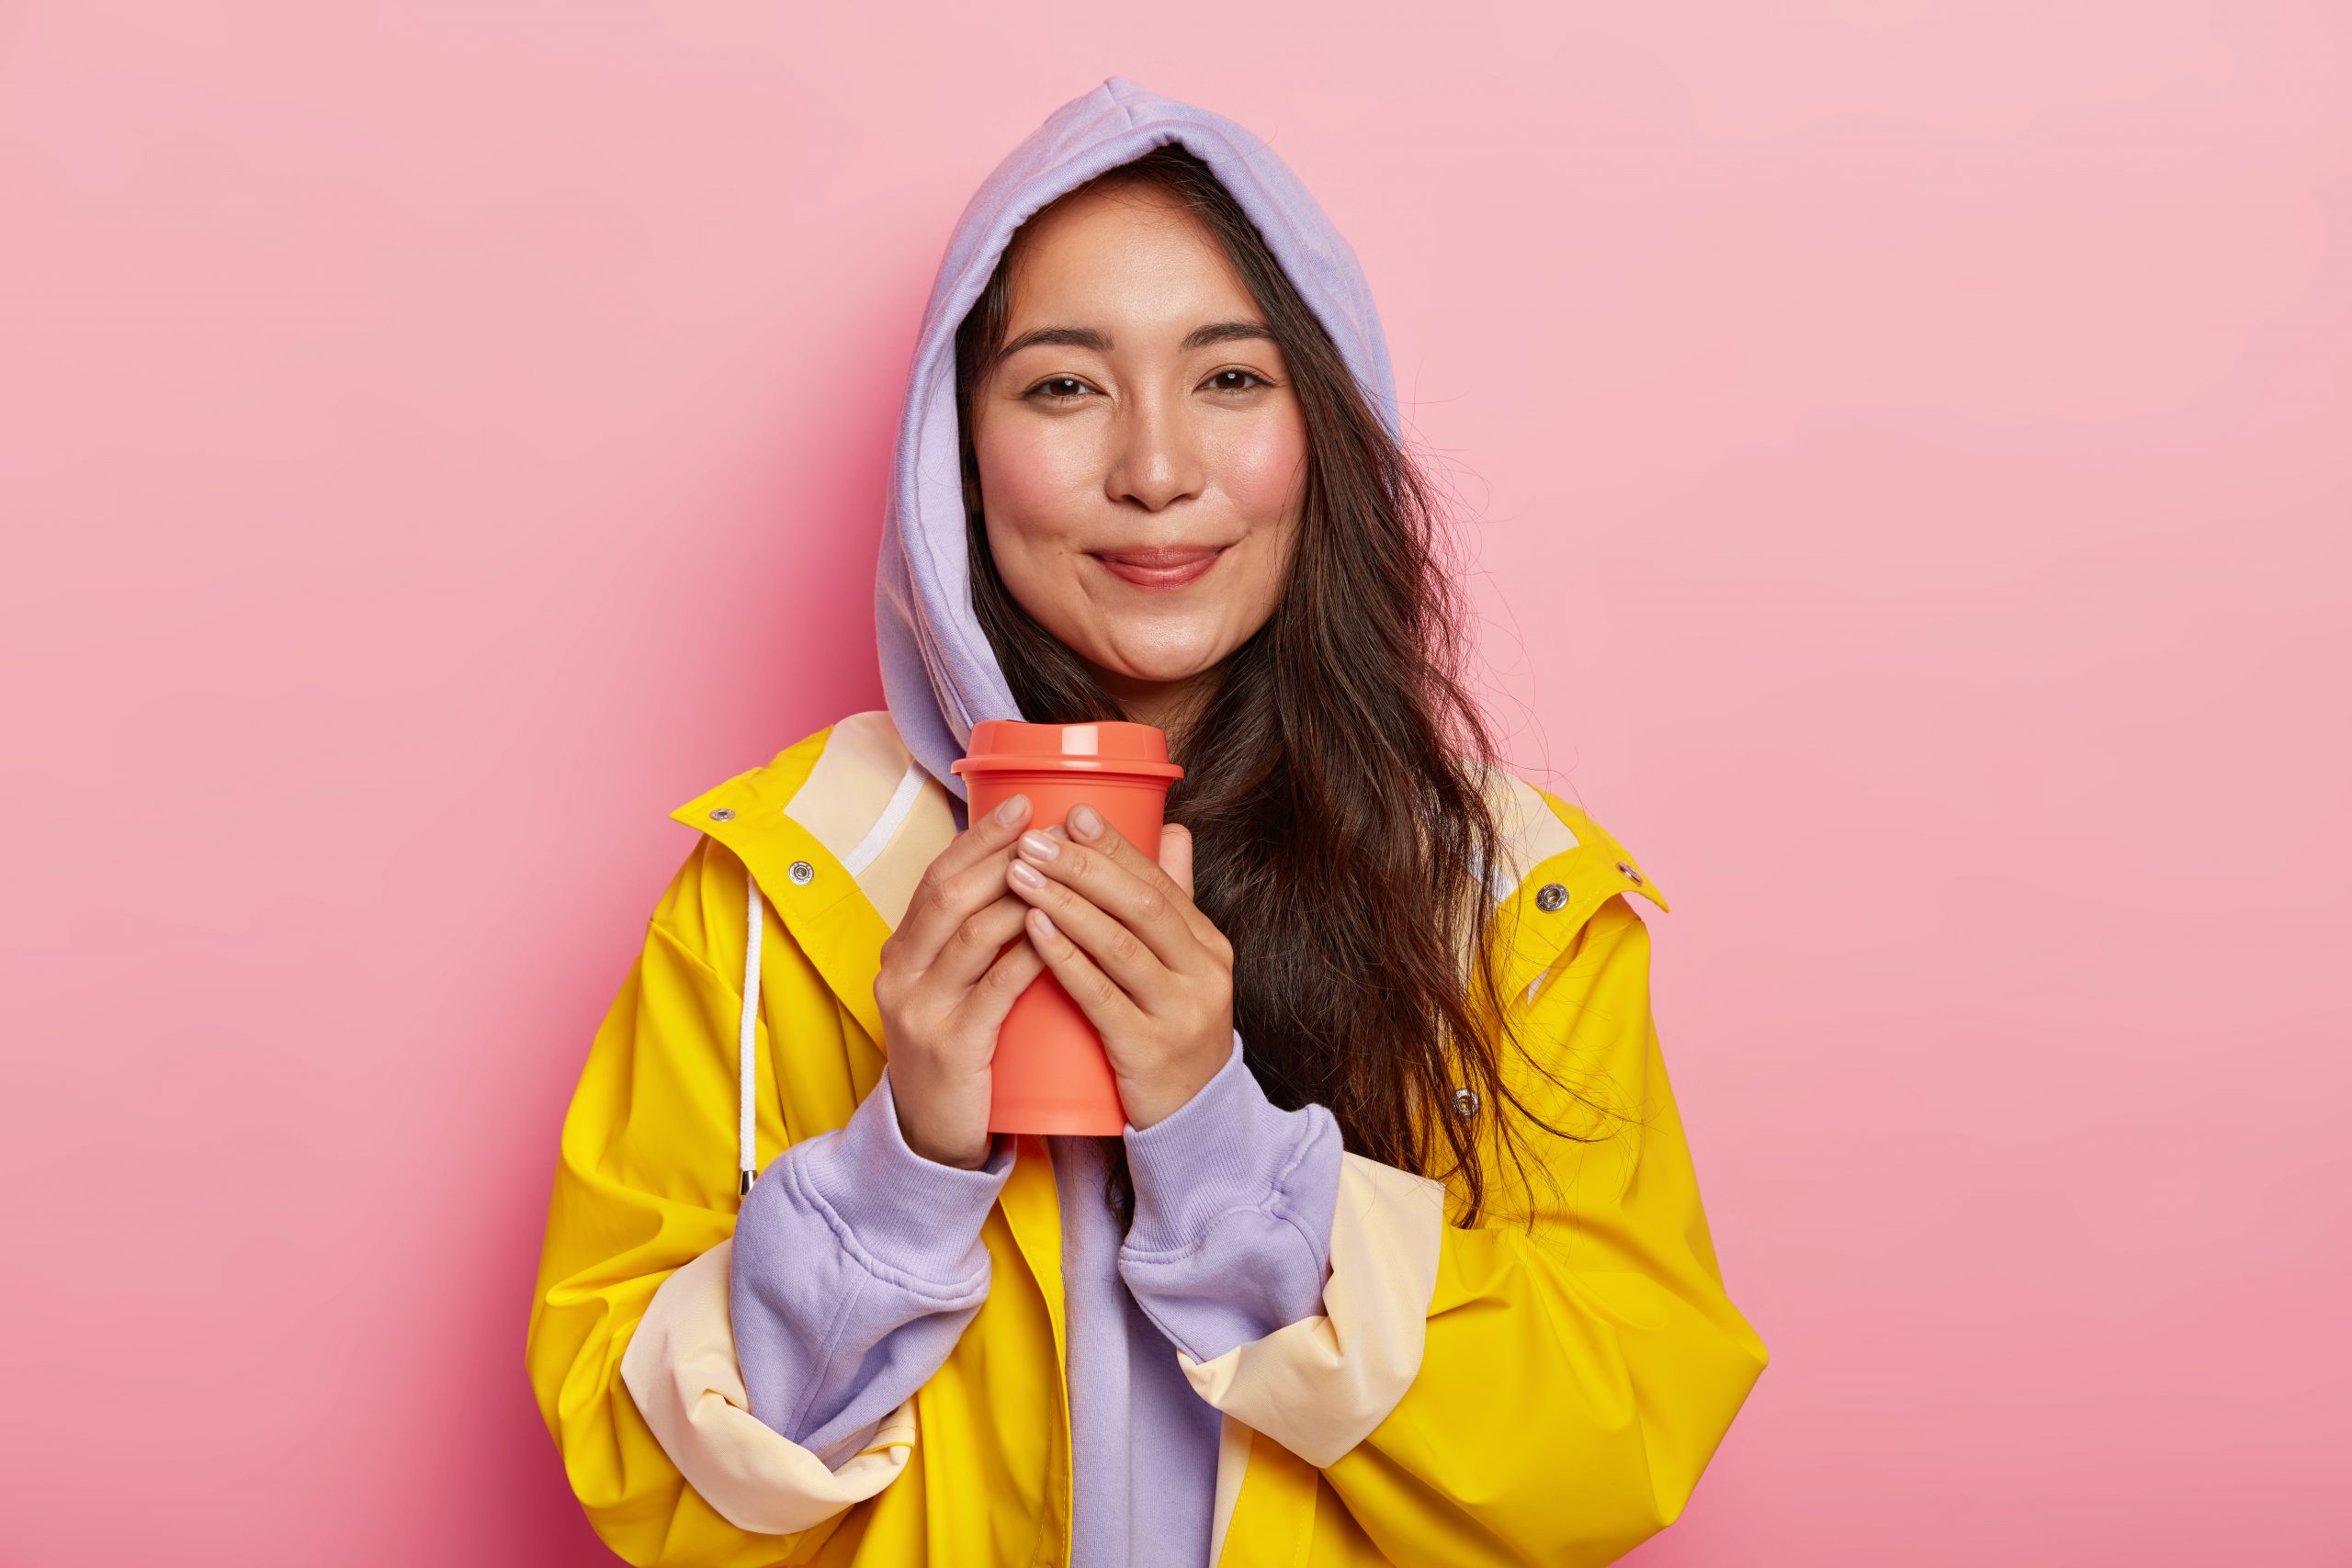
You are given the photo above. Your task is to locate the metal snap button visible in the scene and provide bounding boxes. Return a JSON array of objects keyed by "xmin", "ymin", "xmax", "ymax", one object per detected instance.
[
  {"xmin": 1535, "ymin": 882, "xmax": 1567, "ymax": 911},
  {"xmin": 708, "ymin": 807, "xmax": 735, "ymax": 822},
  {"xmin": 787, "ymin": 860, "xmax": 815, "ymax": 886},
  {"xmin": 1453, "ymin": 1086, "xmax": 1480, "ymax": 1118},
  {"xmin": 1615, "ymin": 862, "xmax": 1643, "ymax": 885}
]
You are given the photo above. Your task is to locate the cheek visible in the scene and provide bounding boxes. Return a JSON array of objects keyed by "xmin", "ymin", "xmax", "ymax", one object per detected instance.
[
  {"xmin": 1209, "ymin": 411, "xmax": 1309, "ymax": 527},
  {"xmin": 974, "ymin": 421, "xmax": 1096, "ymax": 547},
  {"xmin": 973, "ymin": 421, "xmax": 1100, "ymax": 640}
]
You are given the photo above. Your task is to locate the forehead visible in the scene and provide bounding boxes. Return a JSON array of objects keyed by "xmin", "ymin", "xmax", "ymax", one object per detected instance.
[{"xmin": 1002, "ymin": 181, "xmax": 1257, "ymax": 329}]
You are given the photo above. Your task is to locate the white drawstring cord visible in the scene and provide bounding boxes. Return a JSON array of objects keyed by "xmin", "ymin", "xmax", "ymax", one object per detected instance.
[{"xmin": 738, "ymin": 874, "xmax": 764, "ymax": 1200}]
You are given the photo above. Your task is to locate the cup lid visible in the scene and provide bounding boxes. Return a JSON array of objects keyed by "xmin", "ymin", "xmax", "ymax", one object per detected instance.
[{"xmin": 950, "ymin": 719, "xmax": 1185, "ymax": 780}]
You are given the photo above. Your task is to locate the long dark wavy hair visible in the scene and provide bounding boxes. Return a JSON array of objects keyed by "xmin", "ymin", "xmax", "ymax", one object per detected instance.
[{"xmin": 954, "ymin": 143, "xmax": 1608, "ymax": 1230}]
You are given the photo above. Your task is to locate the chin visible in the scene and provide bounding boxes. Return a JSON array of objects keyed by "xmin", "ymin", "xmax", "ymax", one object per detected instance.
[{"xmin": 1091, "ymin": 641, "xmax": 1232, "ymax": 687}]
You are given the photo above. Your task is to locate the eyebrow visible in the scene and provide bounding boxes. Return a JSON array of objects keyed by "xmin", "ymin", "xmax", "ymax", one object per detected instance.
[
  {"xmin": 997, "ymin": 320, "xmax": 1275, "ymax": 358},
  {"xmin": 1181, "ymin": 320, "xmax": 1277, "ymax": 351}
]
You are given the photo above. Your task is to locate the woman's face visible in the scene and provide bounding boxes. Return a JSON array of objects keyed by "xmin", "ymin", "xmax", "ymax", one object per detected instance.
[{"xmin": 967, "ymin": 180, "xmax": 1309, "ymax": 720}]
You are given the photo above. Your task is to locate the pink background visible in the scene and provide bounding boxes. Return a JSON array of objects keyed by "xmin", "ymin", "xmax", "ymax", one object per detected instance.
[{"xmin": 3, "ymin": 2, "xmax": 2346, "ymax": 1562}]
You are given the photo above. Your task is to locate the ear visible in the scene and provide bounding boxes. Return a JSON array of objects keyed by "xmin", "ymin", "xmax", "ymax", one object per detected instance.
[{"xmin": 1157, "ymin": 822, "xmax": 1194, "ymax": 898}]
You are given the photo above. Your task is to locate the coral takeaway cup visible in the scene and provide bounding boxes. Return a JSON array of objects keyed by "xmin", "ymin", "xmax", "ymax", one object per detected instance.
[{"xmin": 951, "ymin": 719, "xmax": 1184, "ymax": 1134}]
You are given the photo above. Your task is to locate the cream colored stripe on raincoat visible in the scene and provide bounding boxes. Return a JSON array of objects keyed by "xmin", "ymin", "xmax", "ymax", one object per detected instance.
[
  {"xmin": 785, "ymin": 710, "xmax": 953, "ymax": 926},
  {"xmin": 1177, "ymin": 1150, "xmax": 1449, "ymax": 1468},
  {"xmin": 619, "ymin": 1239, "xmax": 919, "ymax": 1536}
]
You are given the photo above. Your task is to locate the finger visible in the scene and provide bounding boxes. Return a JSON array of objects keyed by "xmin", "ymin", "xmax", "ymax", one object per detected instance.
[
  {"xmin": 891, "ymin": 794, "xmax": 1034, "ymax": 970},
  {"xmin": 1023, "ymin": 906, "xmax": 1146, "ymax": 1039},
  {"xmin": 1057, "ymin": 803, "xmax": 1176, "ymax": 886},
  {"xmin": 894, "ymin": 844, "xmax": 1024, "ymax": 974},
  {"xmin": 1005, "ymin": 858, "xmax": 1178, "ymax": 1007},
  {"xmin": 1015, "ymin": 822, "xmax": 1202, "ymax": 969},
  {"xmin": 925, "ymin": 890, "xmax": 1036, "ymax": 993},
  {"xmin": 953, "ymin": 931, "xmax": 1047, "ymax": 1036},
  {"xmin": 1062, "ymin": 806, "xmax": 1214, "ymax": 943},
  {"xmin": 937, "ymin": 793, "xmax": 1036, "ymax": 884},
  {"xmin": 1158, "ymin": 822, "xmax": 1193, "ymax": 898}
]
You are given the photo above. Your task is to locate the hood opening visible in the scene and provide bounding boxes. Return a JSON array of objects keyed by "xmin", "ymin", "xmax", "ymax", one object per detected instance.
[{"xmin": 874, "ymin": 76, "xmax": 1399, "ymax": 812}]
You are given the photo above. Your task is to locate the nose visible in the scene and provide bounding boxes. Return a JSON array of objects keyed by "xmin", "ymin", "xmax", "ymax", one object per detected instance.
[{"xmin": 1103, "ymin": 389, "xmax": 1204, "ymax": 513}]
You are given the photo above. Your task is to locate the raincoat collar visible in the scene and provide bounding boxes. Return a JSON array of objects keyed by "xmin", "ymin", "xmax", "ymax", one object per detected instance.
[{"xmin": 670, "ymin": 709, "xmax": 1668, "ymax": 1054}]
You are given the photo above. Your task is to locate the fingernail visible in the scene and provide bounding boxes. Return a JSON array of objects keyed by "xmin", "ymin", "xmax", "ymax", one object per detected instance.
[
  {"xmin": 1069, "ymin": 804, "xmax": 1104, "ymax": 840},
  {"xmin": 1008, "ymin": 861, "xmax": 1046, "ymax": 889},
  {"xmin": 1018, "ymin": 829, "xmax": 1059, "ymax": 861},
  {"xmin": 1029, "ymin": 908, "xmax": 1059, "ymax": 941},
  {"xmin": 993, "ymin": 794, "xmax": 1031, "ymax": 827}
]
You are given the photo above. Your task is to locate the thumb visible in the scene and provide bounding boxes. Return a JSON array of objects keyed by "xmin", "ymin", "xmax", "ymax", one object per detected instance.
[{"xmin": 1157, "ymin": 822, "xmax": 1194, "ymax": 897}]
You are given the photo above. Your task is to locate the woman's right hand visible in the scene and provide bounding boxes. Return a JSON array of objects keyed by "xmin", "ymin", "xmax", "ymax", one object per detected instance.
[{"xmin": 872, "ymin": 792, "xmax": 1047, "ymax": 1169}]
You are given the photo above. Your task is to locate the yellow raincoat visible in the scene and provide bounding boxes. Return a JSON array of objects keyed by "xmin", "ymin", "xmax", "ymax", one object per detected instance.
[{"xmin": 526, "ymin": 710, "xmax": 1769, "ymax": 1565}]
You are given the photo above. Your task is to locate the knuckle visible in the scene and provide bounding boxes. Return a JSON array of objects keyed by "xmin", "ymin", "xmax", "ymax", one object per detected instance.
[{"xmin": 939, "ymin": 866, "xmax": 984, "ymax": 919}]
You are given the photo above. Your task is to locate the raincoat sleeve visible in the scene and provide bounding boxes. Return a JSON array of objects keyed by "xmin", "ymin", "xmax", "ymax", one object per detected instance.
[
  {"xmin": 526, "ymin": 838, "xmax": 957, "ymax": 1568},
  {"xmin": 1159, "ymin": 895, "xmax": 1770, "ymax": 1566}
]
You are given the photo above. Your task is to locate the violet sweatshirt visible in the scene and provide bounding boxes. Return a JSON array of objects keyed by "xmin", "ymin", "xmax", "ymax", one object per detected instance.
[{"xmin": 729, "ymin": 1031, "xmax": 1343, "ymax": 1565}]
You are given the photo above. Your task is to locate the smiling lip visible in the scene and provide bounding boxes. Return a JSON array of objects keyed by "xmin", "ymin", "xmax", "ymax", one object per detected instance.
[{"xmin": 1091, "ymin": 545, "xmax": 1226, "ymax": 589}]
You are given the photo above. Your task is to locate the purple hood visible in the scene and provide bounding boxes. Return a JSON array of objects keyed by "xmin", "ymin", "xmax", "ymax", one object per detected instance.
[{"xmin": 874, "ymin": 74, "xmax": 1401, "ymax": 804}]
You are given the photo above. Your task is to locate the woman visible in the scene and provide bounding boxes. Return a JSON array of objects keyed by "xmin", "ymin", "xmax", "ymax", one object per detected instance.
[{"xmin": 527, "ymin": 76, "xmax": 1767, "ymax": 1568}]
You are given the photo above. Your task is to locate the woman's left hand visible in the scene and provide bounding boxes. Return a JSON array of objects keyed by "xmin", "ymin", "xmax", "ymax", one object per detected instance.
[{"xmin": 1003, "ymin": 803, "xmax": 1234, "ymax": 1130}]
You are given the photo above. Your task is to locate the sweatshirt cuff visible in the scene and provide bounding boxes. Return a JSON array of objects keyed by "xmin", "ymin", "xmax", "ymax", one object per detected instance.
[
  {"xmin": 1121, "ymin": 1031, "xmax": 1339, "ymax": 1263},
  {"xmin": 785, "ymin": 1065, "xmax": 1016, "ymax": 1287}
]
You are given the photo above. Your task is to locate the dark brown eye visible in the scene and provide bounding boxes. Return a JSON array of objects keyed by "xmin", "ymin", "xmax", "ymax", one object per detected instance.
[
  {"xmin": 1205, "ymin": 369, "xmax": 1271, "ymax": 392},
  {"xmin": 1030, "ymin": 377, "xmax": 1091, "ymax": 400}
]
